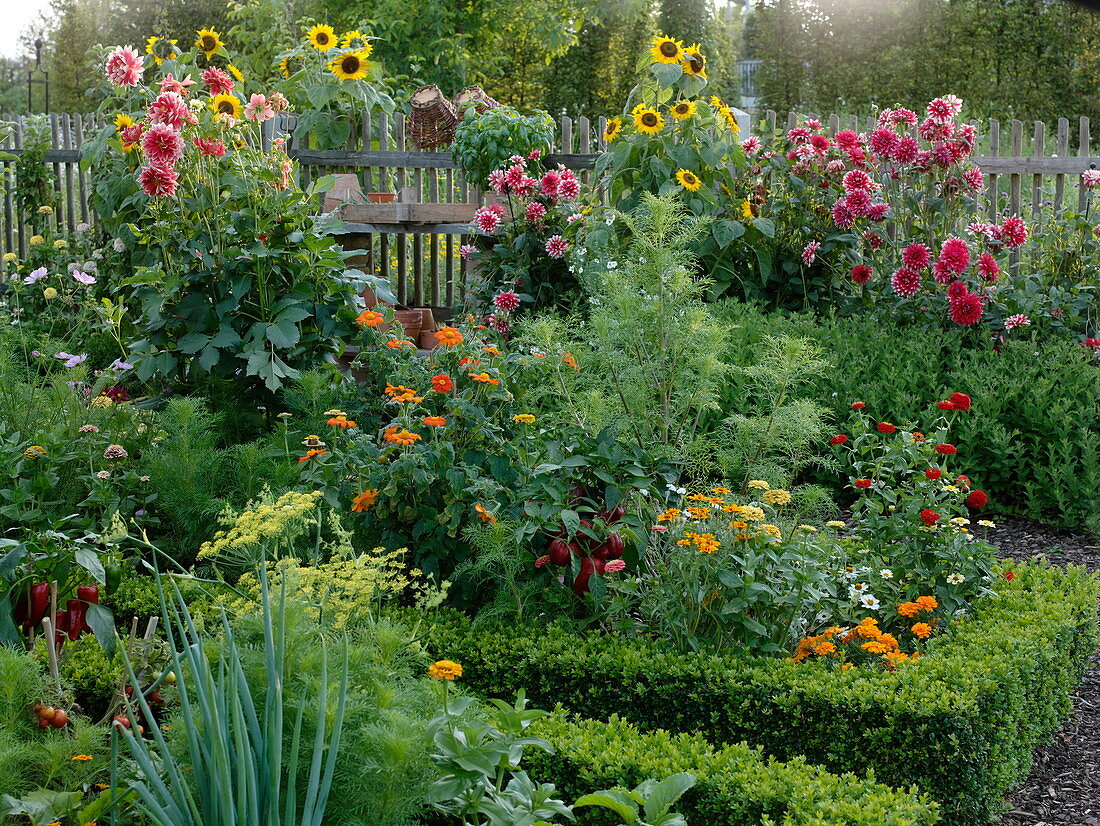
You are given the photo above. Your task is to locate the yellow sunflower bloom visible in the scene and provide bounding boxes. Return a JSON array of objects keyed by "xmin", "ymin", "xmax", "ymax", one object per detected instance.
[
  {"xmin": 341, "ymin": 31, "xmax": 373, "ymax": 58},
  {"xmin": 670, "ymin": 100, "xmax": 696, "ymax": 120},
  {"xmin": 681, "ymin": 44, "xmax": 706, "ymax": 78},
  {"xmin": 603, "ymin": 116, "xmax": 622, "ymax": 143},
  {"xmin": 209, "ymin": 93, "xmax": 242, "ymax": 121},
  {"xmin": 308, "ymin": 24, "xmax": 338, "ymax": 51},
  {"xmin": 195, "ymin": 28, "xmax": 222, "ymax": 58},
  {"xmin": 329, "ymin": 50, "xmax": 370, "ymax": 81},
  {"xmin": 651, "ymin": 35, "xmax": 684, "ymax": 64},
  {"xmin": 740, "ymin": 199, "xmax": 757, "ymax": 218},
  {"xmin": 279, "ymin": 56, "xmax": 297, "ymax": 78},
  {"xmin": 227, "ymin": 64, "xmax": 244, "ymax": 82},
  {"xmin": 145, "ymin": 36, "xmax": 179, "ymax": 66},
  {"xmin": 633, "ymin": 107, "xmax": 664, "ymax": 135},
  {"xmin": 675, "ymin": 169, "xmax": 702, "ymax": 192},
  {"xmin": 114, "ymin": 113, "xmax": 134, "ymax": 132}
]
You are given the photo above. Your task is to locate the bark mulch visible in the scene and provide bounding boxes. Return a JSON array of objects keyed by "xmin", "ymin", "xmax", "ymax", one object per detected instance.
[{"xmin": 988, "ymin": 516, "xmax": 1100, "ymax": 826}]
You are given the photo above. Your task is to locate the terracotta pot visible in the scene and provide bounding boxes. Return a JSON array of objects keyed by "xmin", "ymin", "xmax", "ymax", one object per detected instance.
[
  {"xmin": 393, "ymin": 309, "xmax": 423, "ymax": 342},
  {"xmin": 418, "ymin": 307, "xmax": 437, "ymax": 333},
  {"xmin": 335, "ymin": 346, "xmax": 371, "ymax": 383},
  {"xmin": 323, "ymin": 173, "xmax": 364, "ymax": 212},
  {"xmin": 420, "ymin": 329, "xmax": 442, "ymax": 349},
  {"xmin": 367, "ymin": 192, "xmax": 397, "ymax": 203}
]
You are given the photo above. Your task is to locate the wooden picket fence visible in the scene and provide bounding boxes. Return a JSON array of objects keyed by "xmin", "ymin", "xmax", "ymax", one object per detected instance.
[{"xmin": 2, "ymin": 110, "xmax": 1098, "ymax": 307}]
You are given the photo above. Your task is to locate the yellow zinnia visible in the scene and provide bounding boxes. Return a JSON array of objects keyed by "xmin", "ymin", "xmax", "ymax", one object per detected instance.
[
  {"xmin": 675, "ymin": 169, "xmax": 702, "ymax": 192},
  {"xmin": 650, "ymin": 35, "xmax": 684, "ymax": 64},
  {"xmin": 429, "ymin": 660, "xmax": 463, "ymax": 680},
  {"xmin": 308, "ymin": 24, "xmax": 338, "ymax": 51},
  {"xmin": 670, "ymin": 100, "xmax": 696, "ymax": 120},
  {"xmin": 603, "ymin": 116, "xmax": 622, "ymax": 143},
  {"xmin": 210, "ymin": 94, "xmax": 242, "ymax": 120},
  {"xmin": 195, "ymin": 28, "xmax": 223, "ymax": 58},
  {"xmin": 329, "ymin": 50, "xmax": 370, "ymax": 81},
  {"xmin": 633, "ymin": 107, "xmax": 664, "ymax": 136}
]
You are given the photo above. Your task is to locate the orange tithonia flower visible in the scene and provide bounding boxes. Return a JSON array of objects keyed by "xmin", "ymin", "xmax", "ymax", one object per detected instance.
[
  {"xmin": 386, "ymin": 339, "xmax": 415, "ymax": 349},
  {"xmin": 298, "ymin": 448, "xmax": 327, "ymax": 463},
  {"xmin": 356, "ymin": 310, "xmax": 385, "ymax": 328},
  {"xmin": 431, "ymin": 374, "xmax": 454, "ymax": 393},
  {"xmin": 481, "ymin": 345, "xmax": 501, "ymax": 355},
  {"xmin": 423, "ymin": 416, "xmax": 447, "ymax": 427},
  {"xmin": 474, "ymin": 502, "xmax": 497, "ymax": 523},
  {"xmin": 351, "ymin": 489, "xmax": 378, "ymax": 512},
  {"xmin": 384, "ymin": 384, "xmax": 424, "ymax": 403},
  {"xmin": 383, "ymin": 427, "xmax": 421, "ymax": 446},
  {"xmin": 560, "ymin": 351, "xmax": 578, "ymax": 370},
  {"xmin": 468, "ymin": 371, "xmax": 500, "ymax": 385},
  {"xmin": 435, "ymin": 326, "xmax": 464, "ymax": 346},
  {"xmin": 327, "ymin": 414, "xmax": 357, "ymax": 428}
]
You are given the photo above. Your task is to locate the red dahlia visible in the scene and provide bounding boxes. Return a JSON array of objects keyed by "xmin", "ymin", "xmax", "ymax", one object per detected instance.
[
  {"xmin": 937, "ymin": 400, "xmax": 955, "ymax": 411},
  {"xmin": 925, "ymin": 468, "xmax": 942, "ymax": 480}
]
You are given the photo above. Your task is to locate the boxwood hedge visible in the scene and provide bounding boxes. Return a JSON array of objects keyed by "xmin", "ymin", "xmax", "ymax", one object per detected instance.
[
  {"xmin": 529, "ymin": 714, "xmax": 938, "ymax": 825},
  {"xmin": 423, "ymin": 560, "xmax": 1098, "ymax": 824}
]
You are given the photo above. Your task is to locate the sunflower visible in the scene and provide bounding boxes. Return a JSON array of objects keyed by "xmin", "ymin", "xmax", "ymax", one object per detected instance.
[
  {"xmin": 720, "ymin": 107, "xmax": 740, "ymax": 133},
  {"xmin": 329, "ymin": 50, "xmax": 370, "ymax": 81},
  {"xmin": 340, "ymin": 30, "xmax": 373, "ymax": 57},
  {"xmin": 740, "ymin": 199, "xmax": 758, "ymax": 219},
  {"xmin": 227, "ymin": 64, "xmax": 244, "ymax": 82},
  {"xmin": 681, "ymin": 44, "xmax": 706, "ymax": 78},
  {"xmin": 670, "ymin": 100, "xmax": 696, "ymax": 120},
  {"xmin": 650, "ymin": 35, "xmax": 683, "ymax": 64},
  {"xmin": 308, "ymin": 24, "xmax": 337, "ymax": 51},
  {"xmin": 279, "ymin": 55, "xmax": 299, "ymax": 78},
  {"xmin": 114, "ymin": 113, "xmax": 134, "ymax": 132},
  {"xmin": 145, "ymin": 36, "xmax": 179, "ymax": 66},
  {"xmin": 195, "ymin": 28, "xmax": 222, "ymax": 58},
  {"xmin": 603, "ymin": 116, "xmax": 622, "ymax": 143},
  {"xmin": 209, "ymin": 93, "xmax": 242, "ymax": 120},
  {"xmin": 633, "ymin": 107, "xmax": 664, "ymax": 136},
  {"xmin": 676, "ymin": 169, "xmax": 702, "ymax": 192}
]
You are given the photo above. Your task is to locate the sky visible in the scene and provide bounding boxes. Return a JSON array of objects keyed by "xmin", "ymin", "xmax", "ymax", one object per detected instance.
[{"xmin": 0, "ymin": 0, "xmax": 53, "ymax": 60}]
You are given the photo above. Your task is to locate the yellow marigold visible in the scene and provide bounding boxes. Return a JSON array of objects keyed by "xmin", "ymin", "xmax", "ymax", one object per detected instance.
[
  {"xmin": 915, "ymin": 595, "xmax": 938, "ymax": 612},
  {"xmin": 512, "ymin": 413, "xmax": 536, "ymax": 424},
  {"xmin": 685, "ymin": 507, "xmax": 710, "ymax": 519},
  {"xmin": 657, "ymin": 509, "xmax": 682, "ymax": 522},
  {"xmin": 429, "ymin": 659, "xmax": 463, "ymax": 680},
  {"xmin": 435, "ymin": 326, "xmax": 464, "ymax": 346},
  {"xmin": 29, "ymin": 235, "xmax": 44, "ymax": 246},
  {"xmin": 814, "ymin": 642, "xmax": 836, "ymax": 655},
  {"xmin": 730, "ymin": 520, "xmax": 748, "ymax": 529},
  {"xmin": 677, "ymin": 538, "xmax": 692, "ymax": 546},
  {"xmin": 43, "ymin": 287, "xmax": 57, "ymax": 300},
  {"xmin": 761, "ymin": 488, "xmax": 791, "ymax": 506},
  {"xmin": 841, "ymin": 662, "xmax": 854, "ymax": 671},
  {"xmin": 748, "ymin": 480, "xmax": 770, "ymax": 490},
  {"xmin": 351, "ymin": 489, "xmax": 378, "ymax": 512},
  {"xmin": 825, "ymin": 520, "xmax": 846, "ymax": 529},
  {"xmin": 912, "ymin": 622, "xmax": 933, "ymax": 639}
]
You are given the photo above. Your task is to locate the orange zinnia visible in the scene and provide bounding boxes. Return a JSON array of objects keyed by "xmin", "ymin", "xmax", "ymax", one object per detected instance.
[
  {"xmin": 468, "ymin": 371, "xmax": 500, "ymax": 385},
  {"xmin": 327, "ymin": 414, "xmax": 357, "ymax": 428},
  {"xmin": 351, "ymin": 489, "xmax": 378, "ymax": 512},
  {"xmin": 431, "ymin": 374, "xmax": 454, "ymax": 393},
  {"xmin": 424, "ymin": 416, "xmax": 447, "ymax": 427},
  {"xmin": 383, "ymin": 426, "xmax": 421, "ymax": 446},
  {"xmin": 474, "ymin": 502, "xmax": 497, "ymax": 523},
  {"xmin": 356, "ymin": 310, "xmax": 385, "ymax": 328},
  {"xmin": 435, "ymin": 326, "xmax": 464, "ymax": 347},
  {"xmin": 298, "ymin": 448, "xmax": 327, "ymax": 463}
]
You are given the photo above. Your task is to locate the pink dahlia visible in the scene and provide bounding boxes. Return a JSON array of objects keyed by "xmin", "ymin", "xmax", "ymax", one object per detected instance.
[
  {"xmin": 962, "ymin": 167, "xmax": 984, "ymax": 192},
  {"xmin": 243, "ymin": 94, "xmax": 275, "ymax": 122},
  {"xmin": 864, "ymin": 231, "xmax": 883, "ymax": 250},
  {"xmin": 834, "ymin": 130, "xmax": 861, "ymax": 149},
  {"xmin": 947, "ymin": 280, "xmax": 968, "ymax": 300},
  {"xmin": 1004, "ymin": 314, "xmax": 1030, "ymax": 329},
  {"xmin": 809, "ymin": 134, "xmax": 831, "ymax": 153},
  {"xmin": 525, "ymin": 202, "xmax": 546, "ymax": 221},
  {"xmin": 1000, "ymin": 215, "xmax": 1028, "ymax": 248},
  {"xmin": 801, "ymin": 240, "xmax": 821, "ymax": 264},
  {"xmin": 891, "ymin": 267, "xmax": 922, "ymax": 297},
  {"xmin": 787, "ymin": 126, "xmax": 811, "ymax": 144},
  {"xmin": 948, "ymin": 292, "xmax": 984, "ymax": 326},
  {"xmin": 487, "ymin": 170, "xmax": 507, "ymax": 193},
  {"xmin": 844, "ymin": 189, "xmax": 872, "ymax": 216},
  {"xmin": 938, "ymin": 237, "xmax": 971, "ymax": 273},
  {"xmin": 977, "ymin": 253, "xmax": 1000, "ymax": 281},
  {"xmin": 892, "ymin": 136, "xmax": 920, "ymax": 164},
  {"xmin": 557, "ymin": 171, "xmax": 580, "ymax": 200},
  {"xmin": 911, "ymin": 151, "xmax": 934, "ymax": 173},
  {"xmin": 540, "ymin": 170, "xmax": 561, "ymax": 198},
  {"xmin": 932, "ymin": 260, "xmax": 955, "ymax": 285},
  {"xmin": 545, "ymin": 235, "xmax": 569, "ymax": 259},
  {"xmin": 120, "ymin": 123, "xmax": 144, "ymax": 146},
  {"xmin": 138, "ymin": 164, "xmax": 179, "ymax": 198},
  {"xmin": 850, "ymin": 264, "xmax": 873, "ymax": 284},
  {"xmin": 903, "ymin": 243, "xmax": 931, "ymax": 270},
  {"xmin": 459, "ymin": 244, "xmax": 477, "ymax": 259},
  {"xmin": 194, "ymin": 137, "xmax": 227, "ymax": 157},
  {"xmin": 473, "ymin": 205, "xmax": 503, "ymax": 234},
  {"xmin": 158, "ymin": 74, "xmax": 195, "ymax": 96},
  {"xmin": 148, "ymin": 91, "xmax": 189, "ymax": 129},
  {"xmin": 890, "ymin": 108, "xmax": 919, "ymax": 126},
  {"xmin": 918, "ymin": 117, "xmax": 954, "ymax": 143},
  {"xmin": 105, "ymin": 46, "xmax": 142, "ymax": 87},
  {"xmin": 831, "ymin": 200, "xmax": 854, "ymax": 229},
  {"xmin": 1083, "ymin": 169, "xmax": 1100, "ymax": 189},
  {"xmin": 926, "ymin": 97, "xmax": 956, "ymax": 123},
  {"xmin": 842, "ymin": 169, "xmax": 872, "ymax": 192},
  {"xmin": 201, "ymin": 67, "xmax": 234, "ymax": 96},
  {"xmin": 845, "ymin": 145, "xmax": 868, "ymax": 166},
  {"xmin": 931, "ymin": 142, "xmax": 956, "ymax": 168},
  {"xmin": 741, "ymin": 136, "xmax": 762, "ymax": 154},
  {"xmin": 826, "ymin": 159, "xmax": 846, "ymax": 174},
  {"xmin": 868, "ymin": 128, "xmax": 899, "ymax": 158},
  {"xmin": 141, "ymin": 124, "xmax": 184, "ymax": 167},
  {"xmin": 867, "ymin": 202, "xmax": 890, "ymax": 222},
  {"xmin": 493, "ymin": 290, "xmax": 521, "ymax": 312}
]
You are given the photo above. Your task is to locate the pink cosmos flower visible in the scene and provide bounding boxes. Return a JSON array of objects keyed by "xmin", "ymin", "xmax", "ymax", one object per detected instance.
[
  {"xmin": 977, "ymin": 253, "xmax": 1000, "ymax": 281},
  {"xmin": 1000, "ymin": 215, "xmax": 1028, "ymax": 248},
  {"xmin": 72, "ymin": 271, "xmax": 96, "ymax": 285},
  {"xmin": 148, "ymin": 91, "xmax": 189, "ymax": 129},
  {"xmin": 842, "ymin": 169, "xmax": 872, "ymax": 192},
  {"xmin": 493, "ymin": 290, "xmax": 521, "ymax": 312},
  {"xmin": 801, "ymin": 240, "xmax": 821, "ymax": 264},
  {"xmin": 141, "ymin": 123, "xmax": 184, "ymax": 167},
  {"xmin": 138, "ymin": 164, "xmax": 179, "ymax": 198},
  {"xmin": 1004, "ymin": 314, "xmax": 1030, "ymax": 329},
  {"xmin": 891, "ymin": 267, "xmax": 922, "ymax": 297},
  {"xmin": 158, "ymin": 74, "xmax": 195, "ymax": 96},
  {"xmin": 194, "ymin": 137, "xmax": 227, "ymax": 157},
  {"xmin": 201, "ymin": 67, "xmax": 234, "ymax": 95},
  {"xmin": 24, "ymin": 267, "xmax": 48, "ymax": 284},
  {"xmin": 525, "ymin": 202, "xmax": 546, "ymax": 221},
  {"xmin": 243, "ymin": 94, "xmax": 275, "ymax": 122},
  {"xmin": 105, "ymin": 46, "xmax": 142, "ymax": 87},
  {"xmin": 948, "ymin": 292, "xmax": 984, "ymax": 325},
  {"xmin": 903, "ymin": 243, "xmax": 931, "ymax": 270},
  {"xmin": 938, "ymin": 237, "xmax": 971, "ymax": 273},
  {"xmin": 545, "ymin": 235, "xmax": 568, "ymax": 259}
]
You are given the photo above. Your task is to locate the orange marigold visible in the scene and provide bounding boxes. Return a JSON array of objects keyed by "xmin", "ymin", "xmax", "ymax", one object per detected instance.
[
  {"xmin": 897, "ymin": 601, "xmax": 921, "ymax": 618},
  {"xmin": 435, "ymin": 326, "xmax": 464, "ymax": 347},
  {"xmin": 912, "ymin": 622, "xmax": 933, "ymax": 639},
  {"xmin": 351, "ymin": 489, "xmax": 378, "ymax": 512},
  {"xmin": 915, "ymin": 595, "xmax": 938, "ymax": 612},
  {"xmin": 428, "ymin": 659, "xmax": 463, "ymax": 680}
]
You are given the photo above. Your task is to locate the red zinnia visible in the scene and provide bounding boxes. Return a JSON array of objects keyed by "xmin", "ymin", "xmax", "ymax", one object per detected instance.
[
  {"xmin": 877, "ymin": 422, "xmax": 896, "ymax": 434},
  {"xmin": 854, "ymin": 478, "xmax": 872, "ymax": 489},
  {"xmin": 431, "ymin": 374, "xmax": 454, "ymax": 393},
  {"xmin": 956, "ymin": 474, "xmax": 971, "ymax": 488},
  {"xmin": 925, "ymin": 468, "xmax": 942, "ymax": 480},
  {"xmin": 920, "ymin": 509, "xmax": 940, "ymax": 526},
  {"xmin": 965, "ymin": 490, "xmax": 988, "ymax": 509},
  {"xmin": 935, "ymin": 444, "xmax": 957, "ymax": 455},
  {"xmin": 850, "ymin": 401, "xmax": 866, "ymax": 410},
  {"xmin": 1002, "ymin": 571, "xmax": 1015, "ymax": 581},
  {"xmin": 949, "ymin": 392, "xmax": 972, "ymax": 411},
  {"xmin": 829, "ymin": 434, "xmax": 848, "ymax": 445},
  {"xmin": 937, "ymin": 400, "xmax": 955, "ymax": 411}
]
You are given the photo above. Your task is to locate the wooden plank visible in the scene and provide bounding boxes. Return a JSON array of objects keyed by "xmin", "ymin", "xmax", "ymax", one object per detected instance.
[
  {"xmin": 289, "ymin": 148, "xmax": 597, "ymax": 170},
  {"xmin": 1054, "ymin": 118, "xmax": 1069, "ymax": 211},
  {"xmin": 1079, "ymin": 117, "xmax": 1090, "ymax": 212},
  {"xmin": 395, "ymin": 115, "xmax": 407, "ymax": 305},
  {"xmin": 74, "ymin": 115, "xmax": 89, "ymax": 223},
  {"xmin": 2, "ymin": 121, "xmax": 13, "ymax": 256},
  {"xmin": 561, "ymin": 116, "xmax": 573, "ymax": 154},
  {"xmin": 62, "ymin": 113, "xmax": 76, "ymax": 229},
  {"xmin": 1031, "ymin": 121, "xmax": 1044, "ymax": 216},
  {"xmin": 828, "ymin": 113, "xmax": 839, "ymax": 135},
  {"xmin": 1008, "ymin": 120, "xmax": 1022, "ymax": 217},
  {"xmin": 445, "ymin": 233, "xmax": 454, "ymax": 306},
  {"xmin": 14, "ymin": 119, "xmax": 24, "ymax": 258},
  {"xmin": 378, "ymin": 112, "xmax": 390, "ymax": 290},
  {"xmin": 986, "ymin": 119, "xmax": 999, "ymax": 221},
  {"xmin": 429, "ymin": 165, "xmax": 439, "ymax": 305}
]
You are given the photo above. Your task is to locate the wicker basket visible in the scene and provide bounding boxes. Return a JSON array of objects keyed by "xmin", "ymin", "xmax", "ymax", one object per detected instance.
[
  {"xmin": 408, "ymin": 85, "xmax": 459, "ymax": 150},
  {"xmin": 454, "ymin": 85, "xmax": 501, "ymax": 116}
]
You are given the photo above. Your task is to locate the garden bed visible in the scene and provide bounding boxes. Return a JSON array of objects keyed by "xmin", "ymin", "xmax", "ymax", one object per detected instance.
[{"xmin": 423, "ymin": 560, "xmax": 1100, "ymax": 825}]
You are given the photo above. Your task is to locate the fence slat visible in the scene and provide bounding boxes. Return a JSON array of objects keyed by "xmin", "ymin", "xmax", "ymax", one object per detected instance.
[
  {"xmin": 1054, "ymin": 118, "xmax": 1069, "ymax": 211},
  {"xmin": 986, "ymin": 119, "xmax": 1000, "ymax": 221},
  {"xmin": 1031, "ymin": 121, "xmax": 1044, "ymax": 216},
  {"xmin": 1079, "ymin": 117, "xmax": 1091, "ymax": 212}
]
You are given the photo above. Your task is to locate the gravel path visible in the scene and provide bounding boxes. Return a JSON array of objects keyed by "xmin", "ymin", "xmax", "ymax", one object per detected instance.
[{"xmin": 990, "ymin": 517, "xmax": 1100, "ymax": 826}]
